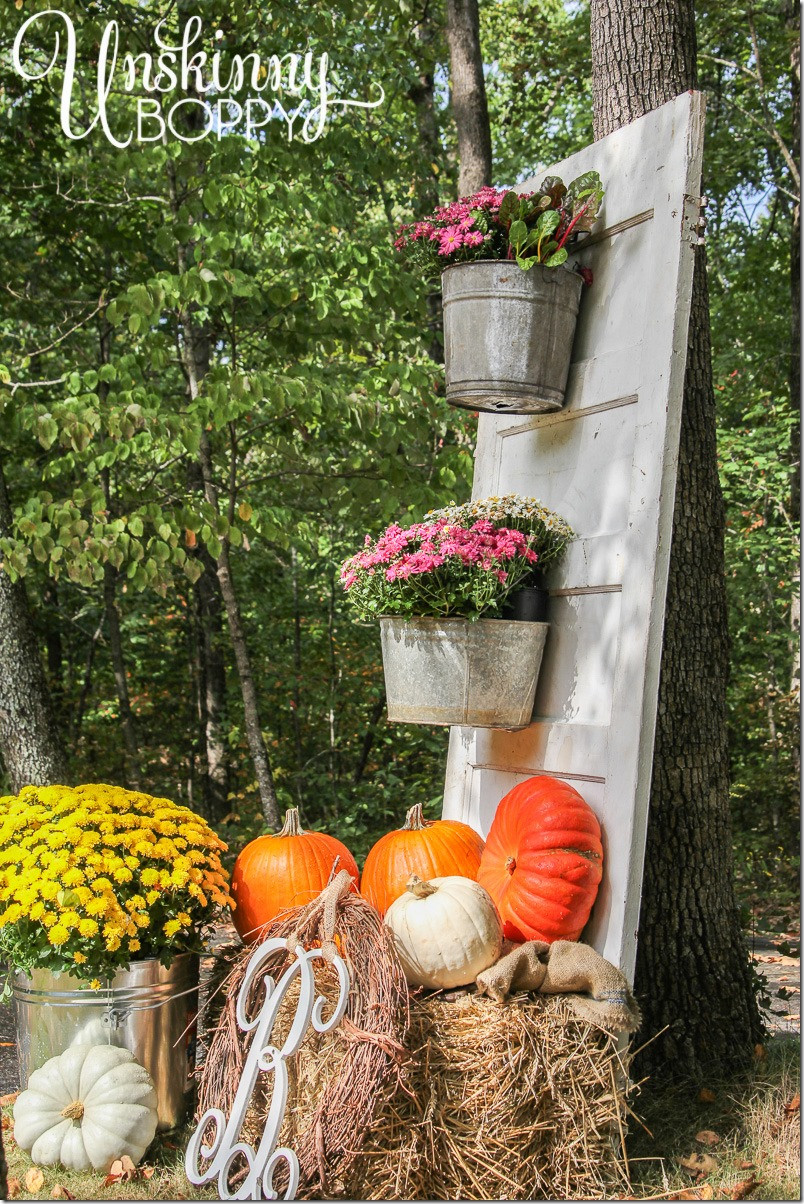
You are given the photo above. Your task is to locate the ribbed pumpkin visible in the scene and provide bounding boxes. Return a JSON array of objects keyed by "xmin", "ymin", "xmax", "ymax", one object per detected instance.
[
  {"xmin": 230, "ymin": 808, "xmax": 360, "ymax": 941},
  {"xmin": 361, "ymin": 803, "xmax": 484, "ymax": 915},
  {"xmin": 477, "ymin": 776, "xmax": 603, "ymax": 943},
  {"xmin": 384, "ymin": 875, "xmax": 503, "ymax": 989}
]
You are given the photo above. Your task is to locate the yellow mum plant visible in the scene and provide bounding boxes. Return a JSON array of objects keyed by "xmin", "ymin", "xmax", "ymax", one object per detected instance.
[{"xmin": 0, "ymin": 783, "xmax": 234, "ymax": 984}]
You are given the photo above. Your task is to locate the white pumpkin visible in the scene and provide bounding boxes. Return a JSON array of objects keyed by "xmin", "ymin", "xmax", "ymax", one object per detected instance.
[
  {"xmin": 384, "ymin": 874, "xmax": 503, "ymax": 989},
  {"xmin": 13, "ymin": 1044, "xmax": 158, "ymax": 1172}
]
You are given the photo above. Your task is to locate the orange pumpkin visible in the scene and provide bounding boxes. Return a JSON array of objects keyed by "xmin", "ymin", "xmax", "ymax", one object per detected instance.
[
  {"xmin": 230, "ymin": 807, "xmax": 360, "ymax": 941},
  {"xmin": 361, "ymin": 803, "xmax": 485, "ymax": 915},
  {"xmin": 477, "ymin": 775, "xmax": 603, "ymax": 944}
]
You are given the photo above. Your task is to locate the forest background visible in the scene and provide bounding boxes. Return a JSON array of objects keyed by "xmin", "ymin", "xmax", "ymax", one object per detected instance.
[{"xmin": 0, "ymin": 0, "xmax": 798, "ymax": 931}]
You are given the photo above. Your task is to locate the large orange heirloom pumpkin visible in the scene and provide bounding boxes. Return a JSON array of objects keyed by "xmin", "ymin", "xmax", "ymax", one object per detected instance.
[
  {"xmin": 361, "ymin": 803, "xmax": 484, "ymax": 916},
  {"xmin": 477, "ymin": 776, "xmax": 603, "ymax": 944},
  {"xmin": 230, "ymin": 807, "xmax": 360, "ymax": 942}
]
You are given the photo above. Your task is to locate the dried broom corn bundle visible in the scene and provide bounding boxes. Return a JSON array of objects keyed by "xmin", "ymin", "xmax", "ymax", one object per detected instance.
[{"xmin": 196, "ymin": 873, "xmax": 409, "ymax": 1197}]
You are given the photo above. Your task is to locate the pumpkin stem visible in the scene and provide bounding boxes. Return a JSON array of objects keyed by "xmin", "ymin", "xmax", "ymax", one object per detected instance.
[
  {"xmin": 406, "ymin": 874, "xmax": 439, "ymax": 899},
  {"xmin": 505, "ymin": 856, "xmax": 517, "ymax": 874},
  {"xmin": 402, "ymin": 803, "xmax": 430, "ymax": 831},
  {"xmin": 60, "ymin": 1100, "xmax": 85, "ymax": 1121},
  {"xmin": 278, "ymin": 808, "xmax": 305, "ymax": 837}
]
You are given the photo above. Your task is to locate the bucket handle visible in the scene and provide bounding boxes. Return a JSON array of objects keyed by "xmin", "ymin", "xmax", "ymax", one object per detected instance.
[{"xmin": 100, "ymin": 981, "xmax": 199, "ymax": 1028}]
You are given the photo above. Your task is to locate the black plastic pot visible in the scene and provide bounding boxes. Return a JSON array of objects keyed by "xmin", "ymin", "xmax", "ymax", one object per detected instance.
[{"xmin": 501, "ymin": 585, "xmax": 550, "ymax": 623}]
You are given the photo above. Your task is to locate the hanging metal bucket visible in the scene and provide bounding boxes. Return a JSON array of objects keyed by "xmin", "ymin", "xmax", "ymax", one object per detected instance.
[
  {"xmin": 13, "ymin": 953, "xmax": 199, "ymax": 1130},
  {"xmin": 379, "ymin": 616, "xmax": 548, "ymax": 729},
  {"xmin": 441, "ymin": 259, "xmax": 583, "ymax": 414}
]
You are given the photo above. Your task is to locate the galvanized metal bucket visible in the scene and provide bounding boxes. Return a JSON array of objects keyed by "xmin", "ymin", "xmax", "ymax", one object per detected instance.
[
  {"xmin": 441, "ymin": 259, "xmax": 583, "ymax": 413},
  {"xmin": 13, "ymin": 954, "xmax": 198, "ymax": 1130},
  {"xmin": 380, "ymin": 616, "xmax": 548, "ymax": 728}
]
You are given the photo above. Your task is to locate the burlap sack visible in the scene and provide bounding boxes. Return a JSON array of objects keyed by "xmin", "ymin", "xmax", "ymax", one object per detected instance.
[{"xmin": 476, "ymin": 939, "xmax": 641, "ymax": 1032}]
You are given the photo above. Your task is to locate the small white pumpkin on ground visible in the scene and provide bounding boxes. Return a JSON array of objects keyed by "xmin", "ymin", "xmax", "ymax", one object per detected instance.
[
  {"xmin": 13, "ymin": 1044, "xmax": 158, "ymax": 1172},
  {"xmin": 384, "ymin": 874, "xmax": 503, "ymax": 989}
]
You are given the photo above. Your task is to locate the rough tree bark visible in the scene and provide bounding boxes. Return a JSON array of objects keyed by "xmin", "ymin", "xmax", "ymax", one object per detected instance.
[
  {"xmin": 97, "ymin": 302, "xmax": 141, "ymax": 787},
  {"xmin": 101, "ymin": 451, "xmax": 141, "ymax": 788},
  {"xmin": 192, "ymin": 542, "xmax": 229, "ymax": 820},
  {"xmin": 590, "ymin": 0, "xmax": 763, "ymax": 1076},
  {"xmin": 195, "ymin": 427, "xmax": 279, "ymax": 827},
  {"xmin": 0, "ymin": 455, "xmax": 68, "ymax": 789},
  {"xmin": 187, "ymin": 455, "xmax": 229, "ymax": 821},
  {"xmin": 445, "ymin": 0, "xmax": 492, "ymax": 194}
]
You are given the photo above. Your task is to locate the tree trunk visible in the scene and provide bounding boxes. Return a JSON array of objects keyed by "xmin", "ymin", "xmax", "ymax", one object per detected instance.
[
  {"xmin": 590, "ymin": 0, "xmax": 763, "ymax": 1076},
  {"xmin": 167, "ymin": 156, "xmax": 279, "ymax": 828},
  {"xmin": 71, "ymin": 615, "xmax": 104, "ymax": 743},
  {"xmin": 0, "ymin": 455, "xmax": 68, "ymax": 789},
  {"xmin": 193, "ymin": 544, "xmax": 229, "ymax": 819},
  {"xmin": 43, "ymin": 581, "xmax": 63, "ymax": 710},
  {"xmin": 195, "ymin": 430, "xmax": 279, "ymax": 827},
  {"xmin": 290, "ymin": 545, "xmax": 305, "ymax": 802},
  {"xmin": 352, "ymin": 693, "xmax": 386, "ymax": 787},
  {"xmin": 445, "ymin": 0, "xmax": 493, "ymax": 195},
  {"xmin": 103, "ymin": 562, "xmax": 141, "ymax": 790}
]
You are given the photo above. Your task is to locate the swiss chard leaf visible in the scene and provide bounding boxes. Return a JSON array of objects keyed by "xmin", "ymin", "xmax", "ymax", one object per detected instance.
[
  {"xmin": 498, "ymin": 191, "xmax": 520, "ymax": 227},
  {"xmin": 508, "ymin": 219, "xmax": 528, "ymax": 250},
  {"xmin": 539, "ymin": 175, "xmax": 568, "ymax": 208}
]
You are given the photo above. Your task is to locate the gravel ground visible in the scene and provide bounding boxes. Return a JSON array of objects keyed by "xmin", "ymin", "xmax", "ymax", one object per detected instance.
[{"xmin": 0, "ymin": 937, "xmax": 799, "ymax": 1096}]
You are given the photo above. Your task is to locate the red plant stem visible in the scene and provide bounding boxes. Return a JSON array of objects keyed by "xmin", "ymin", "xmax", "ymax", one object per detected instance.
[{"xmin": 556, "ymin": 198, "xmax": 593, "ymax": 251}]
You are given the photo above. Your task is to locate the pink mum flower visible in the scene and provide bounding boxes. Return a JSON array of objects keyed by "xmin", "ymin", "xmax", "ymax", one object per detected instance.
[{"xmin": 438, "ymin": 226, "xmax": 464, "ymax": 255}]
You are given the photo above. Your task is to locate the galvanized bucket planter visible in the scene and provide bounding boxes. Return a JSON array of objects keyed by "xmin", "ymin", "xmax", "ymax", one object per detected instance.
[
  {"xmin": 441, "ymin": 259, "xmax": 583, "ymax": 414},
  {"xmin": 13, "ymin": 953, "xmax": 199, "ymax": 1130},
  {"xmin": 380, "ymin": 616, "xmax": 548, "ymax": 729}
]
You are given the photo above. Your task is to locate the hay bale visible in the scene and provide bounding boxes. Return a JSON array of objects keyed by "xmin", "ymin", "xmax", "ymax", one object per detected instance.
[{"xmin": 258, "ymin": 987, "xmax": 632, "ymax": 1200}]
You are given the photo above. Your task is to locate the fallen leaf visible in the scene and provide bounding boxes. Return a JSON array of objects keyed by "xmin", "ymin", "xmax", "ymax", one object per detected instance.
[
  {"xmin": 729, "ymin": 1175, "xmax": 762, "ymax": 1200},
  {"xmin": 1, "ymin": 1113, "xmax": 11, "ymax": 1129},
  {"xmin": 680, "ymin": 1152, "xmax": 718, "ymax": 1175},
  {"xmin": 0, "ymin": 1091, "xmax": 19, "ymax": 1106},
  {"xmin": 103, "ymin": 1153, "xmax": 139, "ymax": 1185},
  {"xmin": 753, "ymin": 1043, "xmax": 767, "ymax": 1061},
  {"xmin": 26, "ymin": 1167, "xmax": 46, "ymax": 1192},
  {"xmin": 784, "ymin": 1092, "xmax": 800, "ymax": 1114},
  {"xmin": 737, "ymin": 1160, "xmax": 755, "ymax": 1169},
  {"xmin": 676, "ymin": 1187, "xmax": 714, "ymax": 1201},
  {"xmin": 695, "ymin": 1129, "xmax": 721, "ymax": 1146},
  {"xmin": 51, "ymin": 1186, "xmax": 76, "ymax": 1200},
  {"xmin": 697, "ymin": 1087, "xmax": 717, "ymax": 1103},
  {"xmin": 141, "ymin": 1166, "xmax": 155, "ymax": 1179},
  {"xmin": 7, "ymin": 1177, "xmax": 22, "ymax": 1199}
]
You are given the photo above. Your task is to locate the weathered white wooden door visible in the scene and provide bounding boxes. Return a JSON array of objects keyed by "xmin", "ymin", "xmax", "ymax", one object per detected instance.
[{"xmin": 441, "ymin": 92, "xmax": 706, "ymax": 981}]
